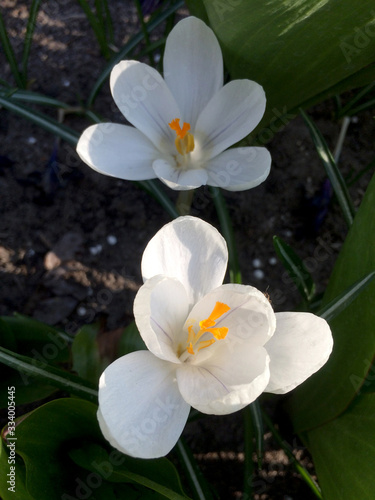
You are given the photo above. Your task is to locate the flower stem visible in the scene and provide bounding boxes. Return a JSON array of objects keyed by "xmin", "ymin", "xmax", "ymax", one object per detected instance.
[
  {"xmin": 209, "ymin": 186, "xmax": 242, "ymax": 284},
  {"xmin": 176, "ymin": 189, "xmax": 195, "ymax": 215}
]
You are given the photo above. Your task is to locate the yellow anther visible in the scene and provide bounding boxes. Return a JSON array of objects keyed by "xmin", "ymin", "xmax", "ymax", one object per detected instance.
[
  {"xmin": 169, "ymin": 118, "xmax": 195, "ymax": 156},
  {"xmin": 186, "ymin": 301, "xmax": 230, "ymax": 356}
]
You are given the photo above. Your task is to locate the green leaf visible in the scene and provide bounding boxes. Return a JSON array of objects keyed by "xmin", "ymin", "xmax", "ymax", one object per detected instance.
[
  {"xmin": 72, "ymin": 324, "xmax": 106, "ymax": 384},
  {"xmin": 0, "ymin": 314, "xmax": 72, "ymax": 407},
  {"xmin": 21, "ymin": 0, "xmax": 42, "ymax": 81},
  {"xmin": 306, "ymin": 394, "xmax": 375, "ymax": 500},
  {"xmin": 76, "ymin": 0, "xmax": 111, "ymax": 58},
  {"xmin": 301, "ymin": 110, "xmax": 355, "ymax": 227},
  {"xmin": 0, "ymin": 346, "xmax": 98, "ymax": 403},
  {"xmin": 287, "ymin": 172, "xmax": 375, "ymax": 432},
  {"xmin": 88, "ymin": 0, "xmax": 185, "ymax": 106},
  {"xmin": 4, "ymin": 398, "xmax": 103, "ymax": 499},
  {"xmin": 0, "ymin": 95, "xmax": 80, "ymax": 146},
  {"xmin": 3, "ymin": 398, "xmax": 186, "ymax": 500},
  {"xmin": 317, "ymin": 271, "xmax": 375, "ymax": 322},
  {"xmin": 175, "ymin": 438, "xmax": 215, "ymax": 500},
  {"xmin": 118, "ymin": 321, "xmax": 147, "ymax": 357},
  {"xmin": 0, "ymin": 10, "xmax": 24, "ymax": 88},
  {"xmin": 186, "ymin": 0, "xmax": 375, "ymax": 131},
  {"xmin": 0, "ymin": 88, "xmax": 70, "ymax": 108},
  {"xmin": 0, "ymin": 441, "xmax": 32, "ymax": 500},
  {"xmin": 70, "ymin": 443, "xmax": 189, "ymax": 499},
  {"xmin": 273, "ymin": 236, "xmax": 316, "ymax": 302}
]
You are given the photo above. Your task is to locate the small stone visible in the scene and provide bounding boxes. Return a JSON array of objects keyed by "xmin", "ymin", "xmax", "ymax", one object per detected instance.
[
  {"xmin": 27, "ymin": 136, "xmax": 37, "ymax": 144},
  {"xmin": 252, "ymin": 258, "xmax": 262, "ymax": 268},
  {"xmin": 77, "ymin": 306, "xmax": 87, "ymax": 317},
  {"xmin": 89, "ymin": 244, "xmax": 102, "ymax": 255},
  {"xmin": 107, "ymin": 235, "xmax": 117, "ymax": 245},
  {"xmin": 253, "ymin": 269, "xmax": 265, "ymax": 280},
  {"xmin": 269, "ymin": 257, "xmax": 277, "ymax": 265}
]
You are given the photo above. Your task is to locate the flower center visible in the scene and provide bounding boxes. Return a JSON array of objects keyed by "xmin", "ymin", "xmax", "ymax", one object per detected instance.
[
  {"xmin": 186, "ymin": 301, "xmax": 230, "ymax": 356},
  {"xmin": 169, "ymin": 118, "xmax": 195, "ymax": 156}
]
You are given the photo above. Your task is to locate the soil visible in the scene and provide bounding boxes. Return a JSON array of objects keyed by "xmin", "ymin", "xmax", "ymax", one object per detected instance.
[{"xmin": 1, "ymin": 1, "xmax": 374, "ymax": 499}]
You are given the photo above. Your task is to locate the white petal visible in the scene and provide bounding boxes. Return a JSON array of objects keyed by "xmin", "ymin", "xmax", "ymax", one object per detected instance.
[
  {"xmin": 163, "ymin": 17, "xmax": 223, "ymax": 128},
  {"xmin": 183, "ymin": 284, "xmax": 275, "ymax": 367},
  {"xmin": 141, "ymin": 216, "xmax": 228, "ymax": 306},
  {"xmin": 176, "ymin": 346, "xmax": 270, "ymax": 415},
  {"xmin": 153, "ymin": 158, "xmax": 208, "ymax": 190},
  {"xmin": 195, "ymin": 80, "xmax": 266, "ymax": 159},
  {"xmin": 110, "ymin": 61, "xmax": 180, "ymax": 152},
  {"xmin": 134, "ymin": 275, "xmax": 189, "ymax": 363},
  {"xmin": 98, "ymin": 351, "xmax": 190, "ymax": 458},
  {"xmin": 76, "ymin": 123, "xmax": 159, "ymax": 180},
  {"xmin": 265, "ymin": 312, "xmax": 333, "ymax": 394},
  {"xmin": 205, "ymin": 147, "xmax": 271, "ymax": 191}
]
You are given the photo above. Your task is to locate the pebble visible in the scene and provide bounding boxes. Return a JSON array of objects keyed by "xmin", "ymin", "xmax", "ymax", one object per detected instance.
[
  {"xmin": 77, "ymin": 306, "xmax": 87, "ymax": 317},
  {"xmin": 253, "ymin": 269, "xmax": 265, "ymax": 280},
  {"xmin": 269, "ymin": 257, "xmax": 277, "ymax": 265},
  {"xmin": 252, "ymin": 258, "xmax": 262, "ymax": 268},
  {"xmin": 27, "ymin": 136, "xmax": 37, "ymax": 144},
  {"xmin": 107, "ymin": 235, "xmax": 117, "ymax": 245},
  {"xmin": 89, "ymin": 244, "xmax": 102, "ymax": 255}
]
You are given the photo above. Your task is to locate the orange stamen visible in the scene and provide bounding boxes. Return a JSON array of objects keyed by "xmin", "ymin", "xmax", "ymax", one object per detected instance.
[{"xmin": 186, "ymin": 302, "xmax": 230, "ymax": 356}]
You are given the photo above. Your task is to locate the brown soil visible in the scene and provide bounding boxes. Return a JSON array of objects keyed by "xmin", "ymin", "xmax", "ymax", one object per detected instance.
[{"xmin": 1, "ymin": 1, "xmax": 374, "ymax": 499}]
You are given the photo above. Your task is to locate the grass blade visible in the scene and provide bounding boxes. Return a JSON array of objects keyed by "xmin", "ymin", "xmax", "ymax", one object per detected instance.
[
  {"xmin": 317, "ymin": 271, "xmax": 375, "ymax": 322},
  {"xmin": 273, "ymin": 235, "xmax": 316, "ymax": 302},
  {"xmin": 262, "ymin": 411, "xmax": 322, "ymax": 499},
  {"xmin": 0, "ymin": 10, "xmax": 24, "ymax": 88},
  {"xmin": 0, "ymin": 346, "xmax": 98, "ymax": 403},
  {"xmin": 175, "ymin": 438, "xmax": 214, "ymax": 500},
  {"xmin": 88, "ymin": 0, "xmax": 184, "ymax": 106},
  {"xmin": 76, "ymin": 0, "xmax": 110, "ymax": 58},
  {"xmin": 21, "ymin": 0, "xmax": 42, "ymax": 81},
  {"xmin": 301, "ymin": 109, "xmax": 355, "ymax": 228},
  {"xmin": 0, "ymin": 94, "xmax": 79, "ymax": 145},
  {"xmin": 0, "ymin": 88, "xmax": 70, "ymax": 108}
]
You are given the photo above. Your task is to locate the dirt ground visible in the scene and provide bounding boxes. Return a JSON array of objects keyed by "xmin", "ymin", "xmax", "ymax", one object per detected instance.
[{"xmin": 1, "ymin": 1, "xmax": 374, "ymax": 498}]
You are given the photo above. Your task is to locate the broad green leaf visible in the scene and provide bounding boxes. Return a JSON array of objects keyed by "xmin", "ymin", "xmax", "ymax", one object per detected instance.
[
  {"xmin": 306, "ymin": 394, "xmax": 375, "ymax": 500},
  {"xmin": 72, "ymin": 324, "xmax": 107, "ymax": 384},
  {"xmin": 288, "ymin": 172, "xmax": 375, "ymax": 432},
  {"xmin": 4, "ymin": 398, "xmax": 186, "ymax": 500},
  {"xmin": 0, "ymin": 441, "xmax": 31, "ymax": 500},
  {"xmin": 273, "ymin": 236, "xmax": 316, "ymax": 302},
  {"xmin": 70, "ymin": 443, "xmax": 189, "ymax": 499},
  {"xmin": 317, "ymin": 271, "xmax": 375, "ymax": 322},
  {"xmin": 0, "ymin": 346, "xmax": 98, "ymax": 403},
  {"xmin": 186, "ymin": 0, "xmax": 375, "ymax": 131},
  {"xmin": 6, "ymin": 398, "xmax": 103, "ymax": 499},
  {"xmin": 301, "ymin": 110, "xmax": 355, "ymax": 227},
  {"xmin": 0, "ymin": 314, "xmax": 72, "ymax": 407}
]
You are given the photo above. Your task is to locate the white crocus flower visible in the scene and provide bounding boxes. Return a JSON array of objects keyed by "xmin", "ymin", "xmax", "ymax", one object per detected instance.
[
  {"xmin": 76, "ymin": 17, "xmax": 271, "ymax": 191},
  {"xmin": 98, "ymin": 217, "xmax": 333, "ymax": 459}
]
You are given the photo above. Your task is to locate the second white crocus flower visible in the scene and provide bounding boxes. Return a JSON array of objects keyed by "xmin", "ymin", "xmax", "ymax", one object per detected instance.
[
  {"xmin": 76, "ymin": 16, "xmax": 271, "ymax": 191},
  {"xmin": 98, "ymin": 217, "xmax": 333, "ymax": 459}
]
